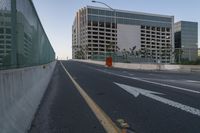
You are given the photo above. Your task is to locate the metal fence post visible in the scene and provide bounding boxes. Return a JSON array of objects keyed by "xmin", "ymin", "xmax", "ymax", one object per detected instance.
[{"xmin": 11, "ymin": 0, "xmax": 17, "ymax": 68}]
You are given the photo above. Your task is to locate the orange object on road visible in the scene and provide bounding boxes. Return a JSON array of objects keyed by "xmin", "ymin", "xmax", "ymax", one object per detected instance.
[{"xmin": 106, "ymin": 57, "xmax": 112, "ymax": 67}]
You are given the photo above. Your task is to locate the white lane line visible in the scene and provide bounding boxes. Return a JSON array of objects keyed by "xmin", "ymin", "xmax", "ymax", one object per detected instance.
[
  {"xmin": 186, "ymin": 80, "xmax": 200, "ymax": 83},
  {"xmin": 115, "ymin": 82, "xmax": 200, "ymax": 117},
  {"xmin": 144, "ymin": 78, "xmax": 200, "ymax": 84},
  {"xmin": 142, "ymin": 78, "xmax": 177, "ymax": 82},
  {"xmin": 96, "ymin": 69, "xmax": 200, "ymax": 94}
]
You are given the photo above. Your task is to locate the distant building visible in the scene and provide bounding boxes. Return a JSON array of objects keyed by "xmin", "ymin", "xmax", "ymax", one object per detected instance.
[
  {"xmin": 174, "ymin": 21, "xmax": 198, "ymax": 61},
  {"xmin": 72, "ymin": 6, "xmax": 174, "ymax": 63}
]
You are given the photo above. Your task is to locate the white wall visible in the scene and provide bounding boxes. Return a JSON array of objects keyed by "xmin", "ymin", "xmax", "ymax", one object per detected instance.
[
  {"xmin": 0, "ymin": 61, "xmax": 56, "ymax": 133},
  {"xmin": 117, "ymin": 24, "xmax": 141, "ymax": 51}
]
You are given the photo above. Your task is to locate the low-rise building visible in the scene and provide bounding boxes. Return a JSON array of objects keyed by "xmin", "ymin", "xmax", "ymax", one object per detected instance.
[{"xmin": 72, "ymin": 6, "xmax": 174, "ymax": 63}]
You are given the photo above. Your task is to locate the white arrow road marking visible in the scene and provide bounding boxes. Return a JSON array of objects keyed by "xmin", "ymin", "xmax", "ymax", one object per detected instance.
[
  {"xmin": 96, "ymin": 69, "xmax": 200, "ymax": 94},
  {"xmin": 114, "ymin": 82, "xmax": 200, "ymax": 117}
]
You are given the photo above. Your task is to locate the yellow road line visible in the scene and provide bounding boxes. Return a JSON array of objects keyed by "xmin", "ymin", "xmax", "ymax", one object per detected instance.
[{"xmin": 60, "ymin": 61, "xmax": 121, "ymax": 133}]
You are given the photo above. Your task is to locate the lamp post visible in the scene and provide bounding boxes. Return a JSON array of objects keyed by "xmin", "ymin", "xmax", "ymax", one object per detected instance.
[{"xmin": 91, "ymin": 0, "xmax": 117, "ymax": 57}]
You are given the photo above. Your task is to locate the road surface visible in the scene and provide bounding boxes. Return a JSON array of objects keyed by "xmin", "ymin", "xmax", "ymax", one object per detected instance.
[{"xmin": 29, "ymin": 60, "xmax": 200, "ymax": 133}]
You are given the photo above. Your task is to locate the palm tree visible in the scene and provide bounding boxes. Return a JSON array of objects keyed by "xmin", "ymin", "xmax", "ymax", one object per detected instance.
[
  {"xmin": 173, "ymin": 48, "xmax": 183, "ymax": 63},
  {"xmin": 106, "ymin": 42, "xmax": 115, "ymax": 57},
  {"xmin": 129, "ymin": 46, "xmax": 137, "ymax": 55}
]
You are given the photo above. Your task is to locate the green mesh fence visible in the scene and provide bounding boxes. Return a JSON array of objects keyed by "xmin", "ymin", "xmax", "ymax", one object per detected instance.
[{"xmin": 0, "ymin": 0, "xmax": 55, "ymax": 70}]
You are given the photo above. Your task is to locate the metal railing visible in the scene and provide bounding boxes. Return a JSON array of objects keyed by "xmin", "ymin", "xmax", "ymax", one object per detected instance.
[
  {"xmin": 90, "ymin": 47, "xmax": 199, "ymax": 64},
  {"xmin": 0, "ymin": 0, "xmax": 55, "ymax": 70}
]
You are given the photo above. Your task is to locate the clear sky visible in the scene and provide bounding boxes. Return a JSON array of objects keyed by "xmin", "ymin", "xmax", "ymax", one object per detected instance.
[{"xmin": 32, "ymin": 0, "xmax": 200, "ymax": 59}]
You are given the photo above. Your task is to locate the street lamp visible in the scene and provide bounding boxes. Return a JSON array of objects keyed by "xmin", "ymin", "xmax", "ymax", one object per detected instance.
[
  {"xmin": 92, "ymin": 1, "xmax": 114, "ymax": 11},
  {"xmin": 91, "ymin": 1, "xmax": 117, "ymax": 56}
]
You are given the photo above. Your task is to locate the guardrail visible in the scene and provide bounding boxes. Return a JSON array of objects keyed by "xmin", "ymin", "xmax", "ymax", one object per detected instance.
[{"xmin": 0, "ymin": 61, "xmax": 56, "ymax": 133}]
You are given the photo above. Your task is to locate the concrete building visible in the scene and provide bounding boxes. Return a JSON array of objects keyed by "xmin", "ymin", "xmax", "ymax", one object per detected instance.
[
  {"xmin": 174, "ymin": 21, "xmax": 198, "ymax": 61},
  {"xmin": 72, "ymin": 6, "xmax": 174, "ymax": 63},
  {"xmin": 198, "ymin": 48, "xmax": 200, "ymax": 57}
]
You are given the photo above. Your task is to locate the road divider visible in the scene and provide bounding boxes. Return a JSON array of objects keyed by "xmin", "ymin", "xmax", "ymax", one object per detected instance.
[
  {"xmin": 0, "ymin": 61, "xmax": 56, "ymax": 133},
  {"xmin": 73, "ymin": 59, "xmax": 200, "ymax": 73}
]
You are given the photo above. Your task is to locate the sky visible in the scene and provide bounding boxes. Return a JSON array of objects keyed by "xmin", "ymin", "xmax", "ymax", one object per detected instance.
[{"xmin": 32, "ymin": 0, "xmax": 200, "ymax": 59}]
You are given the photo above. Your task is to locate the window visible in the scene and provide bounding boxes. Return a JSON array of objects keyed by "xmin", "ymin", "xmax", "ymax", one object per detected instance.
[
  {"xmin": 6, "ymin": 36, "xmax": 11, "ymax": 39},
  {"xmin": 99, "ymin": 22, "xmax": 104, "ymax": 27},
  {"xmin": 152, "ymin": 27, "xmax": 155, "ymax": 30},
  {"xmin": 0, "ymin": 40, "xmax": 4, "ymax": 44},
  {"xmin": 141, "ymin": 25, "xmax": 145, "ymax": 29},
  {"xmin": 88, "ymin": 21, "xmax": 92, "ymax": 26},
  {"xmin": 0, "ymin": 28, "xmax": 4, "ymax": 34},
  {"xmin": 6, "ymin": 45, "xmax": 11, "ymax": 48},
  {"xmin": 99, "ymin": 10, "xmax": 106, "ymax": 16},
  {"xmin": 166, "ymin": 28, "xmax": 170, "ymax": 32},
  {"xmin": 106, "ymin": 22, "xmax": 111, "ymax": 28},
  {"xmin": 6, "ymin": 28, "xmax": 11, "ymax": 34},
  {"xmin": 6, "ymin": 40, "xmax": 11, "ymax": 44},
  {"xmin": 91, "ymin": 9, "xmax": 98, "ymax": 15},
  {"xmin": 93, "ymin": 21, "xmax": 98, "ymax": 26}
]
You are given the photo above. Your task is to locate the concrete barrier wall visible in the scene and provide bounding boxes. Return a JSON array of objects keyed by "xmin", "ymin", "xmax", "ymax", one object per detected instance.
[
  {"xmin": 74, "ymin": 59, "xmax": 105, "ymax": 66},
  {"xmin": 0, "ymin": 61, "xmax": 56, "ymax": 133},
  {"xmin": 113, "ymin": 62, "xmax": 159, "ymax": 70},
  {"xmin": 74, "ymin": 59, "xmax": 200, "ymax": 72},
  {"xmin": 160, "ymin": 64, "xmax": 200, "ymax": 72}
]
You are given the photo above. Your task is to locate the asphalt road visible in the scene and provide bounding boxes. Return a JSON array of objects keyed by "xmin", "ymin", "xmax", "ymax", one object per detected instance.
[
  {"xmin": 29, "ymin": 60, "xmax": 200, "ymax": 133},
  {"xmin": 29, "ymin": 62, "xmax": 106, "ymax": 133}
]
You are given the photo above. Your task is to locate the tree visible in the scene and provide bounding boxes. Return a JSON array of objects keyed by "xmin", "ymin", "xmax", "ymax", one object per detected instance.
[
  {"xmin": 129, "ymin": 46, "xmax": 137, "ymax": 55},
  {"xmin": 74, "ymin": 45, "xmax": 85, "ymax": 59},
  {"xmin": 122, "ymin": 48, "xmax": 130, "ymax": 61},
  {"xmin": 173, "ymin": 48, "xmax": 184, "ymax": 63}
]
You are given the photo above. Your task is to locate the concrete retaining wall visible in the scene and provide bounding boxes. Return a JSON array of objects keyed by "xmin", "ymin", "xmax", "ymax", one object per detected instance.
[
  {"xmin": 0, "ymin": 61, "xmax": 56, "ymax": 133},
  {"xmin": 74, "ymin": 59, "xmax": 200, "ymax": 72}
]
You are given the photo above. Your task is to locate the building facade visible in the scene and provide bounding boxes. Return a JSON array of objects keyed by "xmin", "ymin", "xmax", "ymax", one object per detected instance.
[
  {"xmin": 198, "ymin": 48, "xmax": 200, "ymax": 57},
  {"xmin": 72, "ymin": 6, "xmax": 174, "ymax": 63},
  {"xmin": 174, "ymin": 21, "xmax": 198, "ymax": 61}
]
